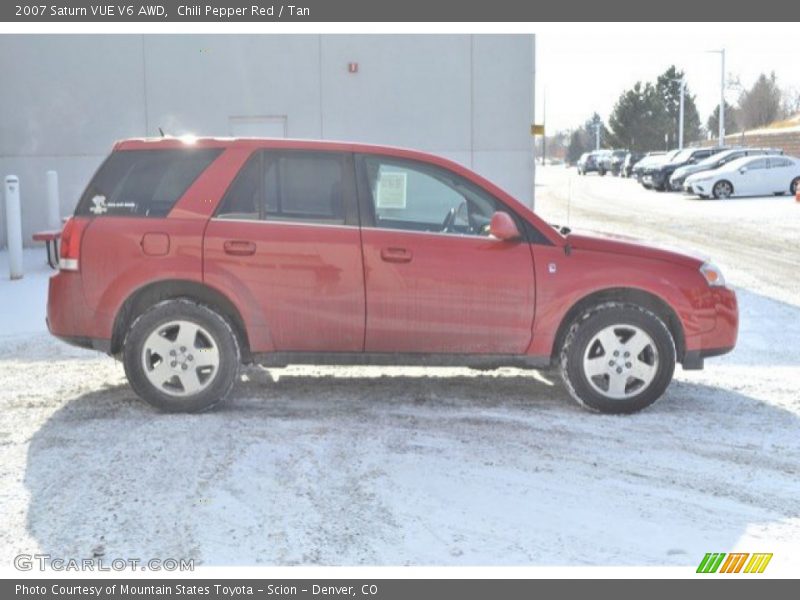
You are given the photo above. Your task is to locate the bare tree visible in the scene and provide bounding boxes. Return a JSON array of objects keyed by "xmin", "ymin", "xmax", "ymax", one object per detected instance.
[
  {"xmin": 782, "ymin": 86, "xmax": 800, "ymax": 117},
  {"xmin": 737, "ymin": 72, "xmax": 787, "ymax": 129}
]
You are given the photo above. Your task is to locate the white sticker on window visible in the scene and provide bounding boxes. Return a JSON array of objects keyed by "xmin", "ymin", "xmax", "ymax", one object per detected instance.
[{"xmin": 376, "ymin": 171, "xmax": 407, "ymax": 209}]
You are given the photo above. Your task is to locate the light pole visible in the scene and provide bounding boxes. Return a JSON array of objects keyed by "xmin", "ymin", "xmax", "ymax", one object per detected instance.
[
  {"xmin": 595, "ymin": 121, "xmax": 600, "ymax": 150},
  {"xmin": 708, "ymin": 48, "xmax": 726, "ymax": 147},
  {"xmin": 669, "ymin": 75, "xmax": 686, "ymax": 149},
  {"xmin": 541, "ymin": 88, "xmax": 546, "ymax": 166},
  {"xmin": 678, "ymin": 77, "xmax": 685, "ymax": 150}
]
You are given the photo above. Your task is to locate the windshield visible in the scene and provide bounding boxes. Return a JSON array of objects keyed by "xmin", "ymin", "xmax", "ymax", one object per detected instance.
[
  {"xmin": 670, "ymin": 149, "xmax": 694, "ymax": 164},
  {"xmin": 696, "ymin": 150, "xmax": 734, "ymax": 167}
]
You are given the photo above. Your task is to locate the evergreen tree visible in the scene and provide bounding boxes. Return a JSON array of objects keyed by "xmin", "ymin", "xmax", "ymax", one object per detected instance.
[{"xmin": 655, "ymin": 66, "xmax": 703, "ymax": 146}]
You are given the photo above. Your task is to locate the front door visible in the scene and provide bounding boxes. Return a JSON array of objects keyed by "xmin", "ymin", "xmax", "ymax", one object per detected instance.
[
  {"xmin": 204, "ymin": 150, "xmax": 365, "ymax": 352},
  {"xmin": 737, "ymin": 157, "xmax": 768, "ymax": 196},
  {"xmin": 356, "ymin": 154, "xmax": 536, "ymax": 354}
]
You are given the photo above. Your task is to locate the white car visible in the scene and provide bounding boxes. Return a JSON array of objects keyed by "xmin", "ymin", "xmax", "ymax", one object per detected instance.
[{"xmin": 685, "ymin": 155, "xmax": 800, "ymax": 199}]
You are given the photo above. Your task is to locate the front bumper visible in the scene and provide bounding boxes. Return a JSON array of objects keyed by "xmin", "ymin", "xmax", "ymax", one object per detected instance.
[
  {"xmin": 669, "ymin": 176, "xmax": 686, "ymax": 190},
  {"xmin": 687, "ymin": 180, "xmax": 712, "ymax": 196},
  {"xmin": 682, "ymin": 285, "xmax": 738, "ymax": 368}
]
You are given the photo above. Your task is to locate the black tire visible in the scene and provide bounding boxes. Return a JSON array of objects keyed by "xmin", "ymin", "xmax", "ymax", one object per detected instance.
[
  {"xmin": 791, "ymin": 177, "xmax": 800, "ymax": 195},
  {"xmin": 712, "ymin": 180, "xmax": 733, "ymax": 199},
  {"xmin": 123, "ymin": 299, "xmax": 241, "ymax": 413},
  {"xmin": 599, "ymin": 169, "xmax": 606, "ymax": 176},
  {"xmin": 559, "ymin": 302, "xmax": 676, "ymax": 414}
]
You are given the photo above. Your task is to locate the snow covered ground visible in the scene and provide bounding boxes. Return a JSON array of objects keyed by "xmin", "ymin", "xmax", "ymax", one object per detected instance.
[{"xmin": 0, "ymin": 170, "xmax": 799, "ymax": 569}]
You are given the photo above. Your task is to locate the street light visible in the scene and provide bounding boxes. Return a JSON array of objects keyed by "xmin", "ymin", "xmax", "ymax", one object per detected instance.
[
  {"xmin": 707, "ymin": 49, "xmax": 726, "ymax": 147},
  {"xmin": 669, "ymin": 76, "xmax": 686, "ymax": 150},
  {"xmin": 678, "ymin": 77, "xmax": 685, "ymax": 150},
  {"xmin": 594, "ymin": 120, "xmax": 600, "ymax": 150}
]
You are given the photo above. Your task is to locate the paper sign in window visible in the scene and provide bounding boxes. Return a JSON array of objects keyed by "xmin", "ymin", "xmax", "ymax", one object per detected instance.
[{"xmin": 376, "ymin": 172, "xmax": 407, "ymax": 209}]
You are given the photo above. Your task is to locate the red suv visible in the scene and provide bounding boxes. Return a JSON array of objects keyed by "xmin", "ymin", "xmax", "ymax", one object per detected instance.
[{"xmin": 47, "ymin": 137, "xmax": 738, "ymax": 414}]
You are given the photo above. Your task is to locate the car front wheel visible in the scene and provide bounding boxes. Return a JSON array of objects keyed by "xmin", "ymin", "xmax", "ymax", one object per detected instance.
[
  {"xmin": 791, "ymin": 177, "xmax": 800, "ymax": 195},
  {"xmin": 559, "ymin": 303, "xmax": 676, "ymax": 414},
  {"xmin": 123, "ymin": 299, "xmax": 241, "ymax": 412},
  {"xmin": 712, "ymin": 180, "xmax": 733, "ymax": 199}
]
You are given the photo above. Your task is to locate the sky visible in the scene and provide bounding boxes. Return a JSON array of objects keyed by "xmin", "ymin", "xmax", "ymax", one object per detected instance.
[{"xmin": 536, "ymin": 23, "xmax": 800, "ymax": 135}]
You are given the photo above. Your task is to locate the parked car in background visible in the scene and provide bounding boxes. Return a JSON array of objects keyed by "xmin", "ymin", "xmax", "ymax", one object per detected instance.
[
  {"xmin": 633, "ymin": 150, "xmax": 678, "ymax": 183},
  {"xmin": 621, "ymin": 152, "xmax": 646, "ymax": 178},
  {"xmin": 47, "ymin": 137, "xmax": 738, "ymax": 415},
  {"xmin": 641, "ymin": 147, "xmax": 725, "ymax": 191},
  {"xmin": 685, "ymin": 155, "xmax": 800, "ymax": 199},
  {"xmin": 578, "ymin": 150, "xmax": 613, "ymax": 175},
  {"xmin": 578, "ymin": 150, "xmax": 608, "ymax": 175},
  {"xmin": 669, "ymin": 147, "xmax": 784, "ymax": 191},
  {"xmin": 577, "ymin": 152, "xmax": 597, "ymax": 175},
  {"xmin": 598, "ymin": 150, "xmax": 629, "ymax": 176}
]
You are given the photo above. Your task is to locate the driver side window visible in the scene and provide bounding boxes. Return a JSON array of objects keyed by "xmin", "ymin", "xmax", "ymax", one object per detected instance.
[{"xmin": 360, "ymin": 156, "xmax": 500, "ymax": 236}]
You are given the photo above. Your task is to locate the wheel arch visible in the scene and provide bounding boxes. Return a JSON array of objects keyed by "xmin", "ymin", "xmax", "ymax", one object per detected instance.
[
  {"xmin": 111, "ymin": 279, "xmax": 251, "ymax": 361},
  {"xmin": 714, "ymin": 179, "xmax": 734, "ymax": 197},
  {"xmin": 550, "ymin": 287, "xmax": 686, "ymax": 365}
]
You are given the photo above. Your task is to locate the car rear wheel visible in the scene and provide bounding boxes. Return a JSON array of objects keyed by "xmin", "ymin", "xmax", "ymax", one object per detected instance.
[
  {"xmin": 123, "ymin": 299, "xmax": 240, "ymax": 413},
  {"xmin": 712, "ymin": 180, "xmax": 733, "ymax": 199},
  {"xmin": 559, "ymin": 303, "xmax": 676, "ymax": 414}
]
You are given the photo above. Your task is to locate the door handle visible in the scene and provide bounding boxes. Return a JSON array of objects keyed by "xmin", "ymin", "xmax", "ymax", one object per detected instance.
[
  {"xmin": 380, "ymin": 247, "xmax": 412, "ymax": 263},
  {"xmin": 223, "ymin": 240, "xmax": 256, "ymax": 256}
]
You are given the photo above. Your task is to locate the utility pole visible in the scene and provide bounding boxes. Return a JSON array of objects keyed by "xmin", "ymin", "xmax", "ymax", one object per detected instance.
[
  {"xmin": 678, "ymin": 77, "xmax": 685, "ymax": 150},
  {"xmin": 541, "ymin": 89, "xmax": 546, "ymax": 166},
  {"xmin": 708, "ymin": 48, "xmax": 726, "ymax": 147},
  {"xmin": 719, "ymin": 48, "xmax": 726, "ymax": 147}
]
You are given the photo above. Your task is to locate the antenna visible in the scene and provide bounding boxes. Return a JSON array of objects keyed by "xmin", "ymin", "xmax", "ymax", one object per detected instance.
[{"xmin": 158, "ymin": 127, "xmax": 165, "ymax": 137}]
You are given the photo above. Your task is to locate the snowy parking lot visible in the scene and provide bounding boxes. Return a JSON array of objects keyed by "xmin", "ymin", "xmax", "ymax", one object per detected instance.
[{"xmin": 1, "ymin": 167, "xmax": 799, "ymax": 568}]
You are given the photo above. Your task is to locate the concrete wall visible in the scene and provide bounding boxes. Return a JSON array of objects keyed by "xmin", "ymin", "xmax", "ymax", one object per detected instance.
[
  {"xmin": 0, "ymin": 34, "xmax": 535, "ymax": 247},
  {"xmin": 696, "ymin": 130, "xmax": 800, "ymax": 157}
]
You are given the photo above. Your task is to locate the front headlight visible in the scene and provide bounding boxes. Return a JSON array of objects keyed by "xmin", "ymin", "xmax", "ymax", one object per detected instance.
[
  {"xmin": 692, "ymin": 175, "xmax": 713, "ymax": 184},
  {"xmin": 700, "ymin": 262, "xmax": 726, "ymax": 287}
]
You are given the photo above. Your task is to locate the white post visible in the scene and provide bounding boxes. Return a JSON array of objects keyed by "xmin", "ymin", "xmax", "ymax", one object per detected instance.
[
  {"xmin": 719, "ymin": 49, "xmax": 726, "ymax": 147},
  {"xmin": 5, "ymin": 175, "xmax": 23, "ymax": 280},
  {"xmin": 595, "ymin": 123, "xmax": 600, "ymax": 150},
  {"xmin": 46, "ymin": 170, "xmax": 61, "ymax": 230},
  {"xmin": 678, "ymin": 77, "xmax": 685, "ymax": 150}
]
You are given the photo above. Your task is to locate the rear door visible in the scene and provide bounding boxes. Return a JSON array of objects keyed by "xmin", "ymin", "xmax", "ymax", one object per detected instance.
[
  {"xmin": 767, "ymin": 157, "xmax": 794, "ymax": 193},
  {"xmin": 355, "ymin": 153, "xmax": 536, "ymax": 354},
  {"xmin": 203, "ymin": 150, "xmax": 365, "ymax": 352}
]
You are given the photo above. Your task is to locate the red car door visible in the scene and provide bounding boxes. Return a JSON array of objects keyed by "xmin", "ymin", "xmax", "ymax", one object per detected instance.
[
  {"xmin": 203, "ymin": 150, "xmax": 365, "ymax": 352},
  {"xmin": 356, "ymin": 154, "xmax": 536, "ymax": 354}
]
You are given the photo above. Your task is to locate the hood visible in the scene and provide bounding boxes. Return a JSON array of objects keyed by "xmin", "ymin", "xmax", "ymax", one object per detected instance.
[
  {"xmin": 566, "ymin": 230, "xmax": 706, "ymax": 268},
  {"xmin": 685, "ymin": 169, "xmax": 718, "ymax": 184},
  {"xmin": 672, "ymin": 163, "xmax": 703, "ymax": 179}
]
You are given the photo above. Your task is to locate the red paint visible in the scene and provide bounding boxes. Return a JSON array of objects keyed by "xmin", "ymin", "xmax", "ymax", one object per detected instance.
[{"xmin": 47, "ymin": 137, "xmax": 738, "ymax": 366}]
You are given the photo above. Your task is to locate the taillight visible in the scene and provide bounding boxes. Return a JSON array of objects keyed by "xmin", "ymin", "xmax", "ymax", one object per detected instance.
[{"xmin": 59, "ymin": 217, "xmax": 88, "ymax": 271}]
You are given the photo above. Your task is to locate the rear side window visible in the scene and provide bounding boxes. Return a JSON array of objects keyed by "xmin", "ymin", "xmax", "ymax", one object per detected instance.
[
  {"xmin": 216, "ymin": 150, "xmax": 351, "ymax": 225},
  {"xmin": 769, "ymin": 157, "xmax": 791, "ymax": 168},
  {"xmin": 76, "ymin": 149, "xmax": 221, "ymax": 217}
]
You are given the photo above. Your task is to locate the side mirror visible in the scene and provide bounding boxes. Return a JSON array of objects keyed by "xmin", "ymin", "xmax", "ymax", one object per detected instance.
[
  {"xmin": 739, "ymin": 167, "xmax": 748, "ymax": 174},
  {"xmin": 489, "ymin": 211, "xmax": 521, "ymax": 241}
]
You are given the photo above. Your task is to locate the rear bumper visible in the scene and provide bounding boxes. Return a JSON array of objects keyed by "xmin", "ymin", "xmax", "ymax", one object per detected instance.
[
  {"xmin": 49, "ymin": 331, "xmax": 111, "ymax": 353},
  {"xmin": 47, "ymin": 271, "xmax": 111, "ymax": 349}
]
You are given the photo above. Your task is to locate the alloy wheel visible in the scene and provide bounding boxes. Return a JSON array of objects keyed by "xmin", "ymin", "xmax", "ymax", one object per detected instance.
[
  {"xmin": 141, "ymin": 320, "xmax": 220, "ymax": 396},
  {"xmin": 582, "ymin": 324, "xmax": 659, "ymax": 400}
]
